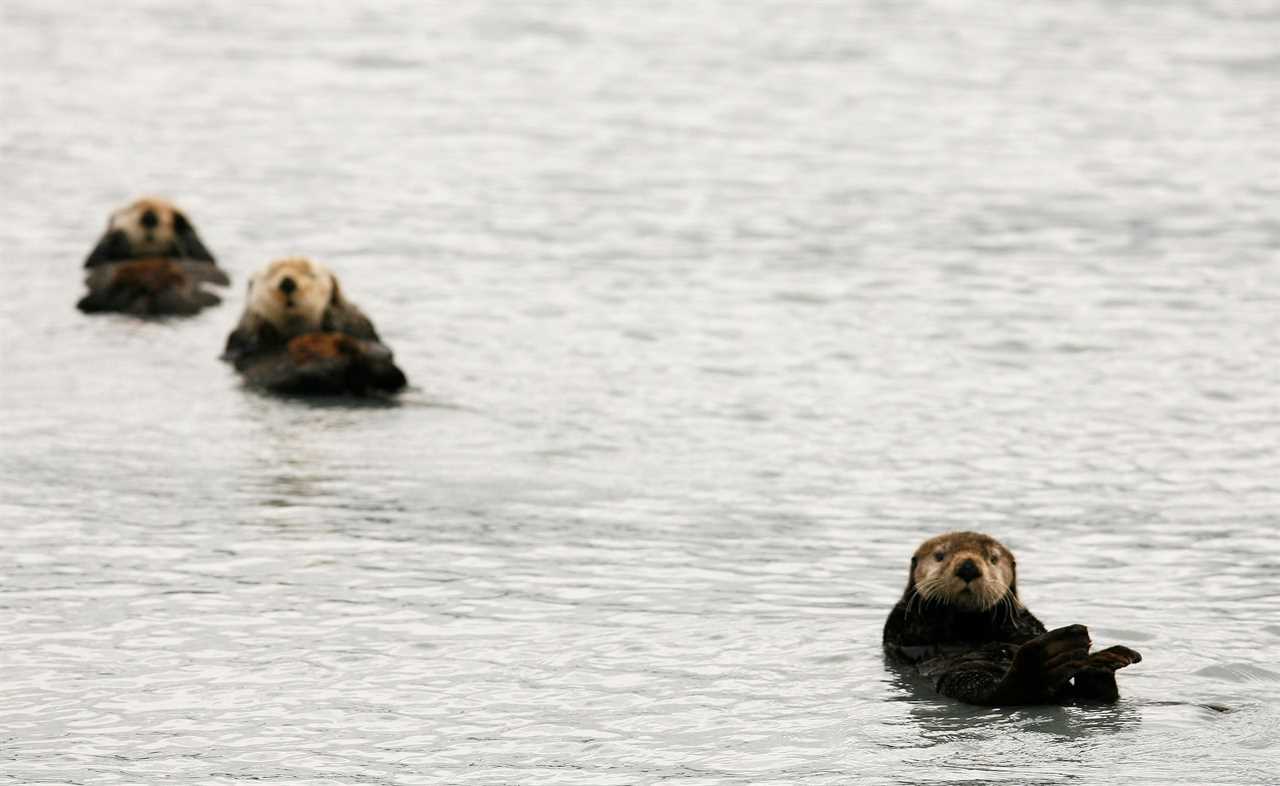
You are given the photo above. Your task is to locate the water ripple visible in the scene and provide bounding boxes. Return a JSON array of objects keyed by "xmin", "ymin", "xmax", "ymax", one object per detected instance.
[{"xmin": 2, "ymin": 0, "xmax": 1279, "ymax": 783}]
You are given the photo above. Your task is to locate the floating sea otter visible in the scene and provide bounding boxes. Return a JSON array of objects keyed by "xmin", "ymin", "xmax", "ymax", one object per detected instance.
[
  {"xmin": 78, "ymin": 197, "xmax": 229, "ymax": 315},
  {"xmin": 883, "ymin": 532, "xmax": 1142, "ymax": 705},
  {"xmin": 222, "ymin": 257, "xmax": 407, "ymax": 396}
]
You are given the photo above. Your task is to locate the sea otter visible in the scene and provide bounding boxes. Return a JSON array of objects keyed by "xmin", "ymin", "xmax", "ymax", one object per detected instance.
[
  {"xmin": 222, "ymin": 257, "xmax": 407, "ymax": 396},
  {"xmin": 883, "ymin": 532, "xmax": 1141, "ymax": 705},
  {"xmin": 78, "ymin": 198, "xmax": 228, "ymax": 315}
]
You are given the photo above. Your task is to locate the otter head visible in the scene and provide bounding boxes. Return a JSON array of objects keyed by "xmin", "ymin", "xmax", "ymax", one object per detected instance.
[
  {"xmin": 112, "ymin": 198, "xmax": 182, "ymax": 255},
  {"xmin": 247, "ymin": 257, "xmax": 338, "ymax": 335},
  {"xmin": 87, "ymin": 198, "xmax": 215, "ymax": 265},
  {"xmin": 906, "ymin": 531, "xmax": 1019, "ymax": 613}
]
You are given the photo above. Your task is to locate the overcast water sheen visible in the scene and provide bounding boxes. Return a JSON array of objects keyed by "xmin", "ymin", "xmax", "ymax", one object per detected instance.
[{"xmin": 2, "ymin": 1, "xmax": 1279, "ymax": 784}]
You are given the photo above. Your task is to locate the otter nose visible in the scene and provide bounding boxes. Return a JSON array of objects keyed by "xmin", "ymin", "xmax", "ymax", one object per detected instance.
[
  {"xmin": 955, "ymin": 559, "xmax": 982, "ymax": 583},
  {"xmin": 278, "ymin": 276, "xmax": 297, "ymax": 295},
  {"xmin": 140, "ymin": 209, "xmax": 159, "ymax": 229}
]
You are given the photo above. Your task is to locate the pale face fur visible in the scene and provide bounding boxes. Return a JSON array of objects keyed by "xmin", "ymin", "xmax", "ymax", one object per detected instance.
[
  {"xmin": 247, "ymin": 257, "xmax": 335, "ymax": 334},
  {"xmin": 108, "ymin": 198, "xmax": 183, "ymax": 257},
  {"xmin": 908, "ymin": 531, "xmax": 1018, "ymax": 613}
]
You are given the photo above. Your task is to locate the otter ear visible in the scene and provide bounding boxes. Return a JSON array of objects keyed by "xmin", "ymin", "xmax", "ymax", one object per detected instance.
[
  {"xmin": 172, "ymin": 211, "xmax": 216, "ymax": 263},
  {"xmin": 85, "ymin": 228, "xmax": 131, "ymax": 267}
]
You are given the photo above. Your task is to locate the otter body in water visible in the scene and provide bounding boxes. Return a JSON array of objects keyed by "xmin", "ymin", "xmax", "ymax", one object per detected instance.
[
  {"xmin": 883, "ymin": 532, "xmax": 1141, "ymax": 705},
  {"xmin": 222, "ymin": 258, "xmax": 406, "ymax": 396},
  {"xmin": 78, "ymin": 198, "xmax": 228, "ymax": 315}
]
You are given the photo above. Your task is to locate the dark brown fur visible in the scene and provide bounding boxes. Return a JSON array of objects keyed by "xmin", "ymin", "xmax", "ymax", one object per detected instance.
[
  {"xmin": 118, "ymin": 259, "xmax": 184, "ymax": 290},
  {"xmin": 77, "ymin": 258, "xmax": 230, "ymax": 316},
  {"xmin": 287, "ymin": 332, "xmax": 362, "ymax": 364},
  {"xmin": 232, "ymin": 331, "xmax": 407, "ymax": 396}
]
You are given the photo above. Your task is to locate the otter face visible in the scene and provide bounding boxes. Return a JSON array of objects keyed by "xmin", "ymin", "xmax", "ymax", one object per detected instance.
[
  {"xmin": 109, "ymin": 198, "xmax": 183, "ymax": 255},
  {"xmin": 908, "ymin": 531, "xmax": 1018, "ymax": 612},
  {"xmin": 247, "ymin": 257, "xmax": 335, "ymax": 334},
  {"xmin": 86, "ymin": 197, "xmax": 216, "ymax": 265}
]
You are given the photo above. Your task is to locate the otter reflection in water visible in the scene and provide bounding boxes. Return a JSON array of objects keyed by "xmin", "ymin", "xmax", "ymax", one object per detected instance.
[{"xmin": 883, "ymin": 532, "xmax": 1141, "ymax": 706}]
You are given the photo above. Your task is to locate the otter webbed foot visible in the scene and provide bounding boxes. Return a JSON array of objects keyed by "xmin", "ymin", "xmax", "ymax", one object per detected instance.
[
  {"xmin": 1069, "ymin": 645, "xmax": 1142, "ymax": 703},
  {"xmin": 987, "ymin": 624, "xmax": 1092, "ymax": 705}
]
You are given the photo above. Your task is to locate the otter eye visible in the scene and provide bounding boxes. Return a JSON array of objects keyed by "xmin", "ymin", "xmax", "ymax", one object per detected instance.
[
  {"xmin": 933, "ymin": 551, "xmax": 944, "ymax": 562},
  {"xmin": 989, "ymin": 555, "xmax": 999, "ymax": 564}
]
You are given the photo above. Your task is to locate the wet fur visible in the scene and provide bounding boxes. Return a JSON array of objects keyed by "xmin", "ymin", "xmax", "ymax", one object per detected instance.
[
  {"xmin": 236, "ymin": 333, "xmax": 407, "ymax": 395},
  {"xmin": 79, "ymin": 199, "xmax": 226, "ymax": 315},
  {"xmin": 883, "ymin": 532, "xmax": 1141, "ymax": 705},
  {"xmin": 77, "ymin": 258, "xmax": 230, "ymax": 316},
  {"xmin": 223, "ymin": 258, "xmax": 380, "ymax": 360},
  {"xmin": 223, "ymin": 258, "xmax": 405, "ymax": 396}
]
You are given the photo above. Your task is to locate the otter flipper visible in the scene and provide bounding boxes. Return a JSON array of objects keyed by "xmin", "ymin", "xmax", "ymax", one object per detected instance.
[{"xmin": 1068, "ymin": 645, "xmax": 1143, "ymax": 703}]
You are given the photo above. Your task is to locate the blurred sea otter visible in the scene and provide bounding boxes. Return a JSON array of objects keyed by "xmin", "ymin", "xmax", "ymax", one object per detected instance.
[
  {"xmin": 883, "ymin": 531, "xmax": 1142, "ymax": 705},
  {"xmin": 222, "ymin": 257, "xmax": 407, "ymax": 396},
  {"xmin": 78, "ymin": 197, "xmax": 229, "ymax": 315}
]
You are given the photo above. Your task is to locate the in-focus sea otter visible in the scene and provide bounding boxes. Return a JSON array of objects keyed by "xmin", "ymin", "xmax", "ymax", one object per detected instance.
[
  {"xmin": 883, "ymin": 532, "xmax": 1141, "ymax": 705},
  {"xmin": 78, "ymin": 198, "xmax": 229, "ymax": 315},
  {"xmin": 222, "ymin": 257, "xmax": 407, "ymax": 396}
]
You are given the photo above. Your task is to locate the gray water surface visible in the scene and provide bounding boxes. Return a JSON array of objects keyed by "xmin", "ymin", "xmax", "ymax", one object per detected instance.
[{"xmin": 2, "ymin": 1, "xmax": 1278, "ymax": 784}]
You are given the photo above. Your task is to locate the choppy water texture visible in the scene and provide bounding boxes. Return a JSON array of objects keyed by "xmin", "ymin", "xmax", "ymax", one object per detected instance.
[{"xmin": 2, "ymin": 1, "xmax": 1279, "ymax": 784}]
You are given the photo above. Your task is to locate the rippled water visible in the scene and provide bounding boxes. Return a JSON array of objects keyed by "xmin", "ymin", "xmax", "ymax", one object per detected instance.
[{"xmin": 2, "ymin": 1, "xmax": 1278, "ymax": 783}]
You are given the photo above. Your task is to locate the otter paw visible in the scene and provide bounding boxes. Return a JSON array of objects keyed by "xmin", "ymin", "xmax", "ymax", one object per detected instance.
[
  {"xmin": 994, "ymin": 624, "xmax": 1092, "ymax": 703},
  {"xmin": 1084, "ymin": 645, "xmax": 1142, "ymax": 672},
  {"xmin": 1069, "ymin": 646, "xmax": 1140, "ymax": 704},
  {"xmin": 1026, "ymin": 625, "xmax": 1093, "ymax": 683}
]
